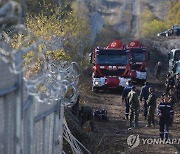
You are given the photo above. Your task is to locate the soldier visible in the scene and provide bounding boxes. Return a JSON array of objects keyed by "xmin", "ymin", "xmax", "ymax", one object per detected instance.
[
  {"xmin": 127, "ymin": 86, "xmax": 140, "ymax": 128},
  {"xmin": 168, "ymin": 88, "xmax": 176, "ymax": 108},
  {"xmin": 168, "ymin": 89, "xmax": 176, "ymax": 126},
  {"xmin": 165, "ymin": 73, "xmax": 175, "ymax": 94},
  {"xmin": 155, "ymin": 61, "xmax": 162, "ymax": 80},
  {"xmin": 175, "ymin": 74, "xmax": 180, "ymax": 103},
  {"xmin": 157, "ymin": 93, "xmax": 174, "ymax": 139},
  {"xmin": 146, "ymin": 87, "xmax": 156, "ymax": 127},
  {"xmin": 78, "ymin": 105, "xmax": 94, "ymax": 131},
  {"xmin": 71, "ymin": 95, "xmax": 80, "ymax": 116},
  {"xmin": 140, "ymin": 82, "xmax": 150, "ymax": 120},
  {"xmin": 122, "ymin": 80, "xmax": 133, "ymax": 120}
]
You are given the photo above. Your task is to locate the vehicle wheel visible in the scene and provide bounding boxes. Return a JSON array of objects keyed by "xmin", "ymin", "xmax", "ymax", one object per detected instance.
[
  {"xmin": 92, "ymin": 87, "xmax": 98, "ymax": 93},
  {"xmin": 104, "ymin": 116, "xmax": 108, "ymax": 122}
]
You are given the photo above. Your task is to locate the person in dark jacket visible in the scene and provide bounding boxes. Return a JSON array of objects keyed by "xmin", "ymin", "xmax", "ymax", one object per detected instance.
[
  {"xmin": 168, "ymin": 89, "xmax": 176, "ymax": 126},
  {"xmin": 157, "ymin": 93, "xmax": 174, "ymax": 139},
  {"xmin": 71, "ymin": 95, "xmax": 80, "ymax": 116},
  {"xmin": 78, "ymin": 105, "xmax": 94, "ymax": 131},
  {"xmin": 146, "ymin": 87, "xmax": 156, "ymax": 127},
  {"xmin": 165, "ymin": 73, "xmax": 175, "ymax": 94},
  {"xmin": 122, "ymin": 80, "xmax": 133, "ymax": 120},
  {"xmin": 155, "ymin": 61, "xmax": 162, "ymax": 80},
  {"xmin": 140, "ymin": 82, "xmax": 150, "ymax": 120},
  {"xmin": 175, "ymin": 74, "xmax": 180, "ymax": 102},
  {"xmin": 127, "ymin": 86, "xmax": 140, "ymax": 128}
]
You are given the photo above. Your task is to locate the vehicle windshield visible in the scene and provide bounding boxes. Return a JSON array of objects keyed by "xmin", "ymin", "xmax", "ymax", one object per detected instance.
[
  {"xmin": 174, "ymin": 50, "xmax": 180, "ymax": 61},
  {"xmin": 96, "ymin": 54, "xmax": 128, "ymax": 65},
  {"xmin": 132, "ymin": 52, "xmax": 145, "ymax": 62}
]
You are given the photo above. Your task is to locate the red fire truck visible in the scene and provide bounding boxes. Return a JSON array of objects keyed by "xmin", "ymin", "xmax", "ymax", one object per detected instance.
[
  {"xmin": 89, "ymin": 40, "xmax": 131, "ymax": 92},
  {"xmin": 126, "ymin": 41, "xmax": 150, "ymax": 83}
]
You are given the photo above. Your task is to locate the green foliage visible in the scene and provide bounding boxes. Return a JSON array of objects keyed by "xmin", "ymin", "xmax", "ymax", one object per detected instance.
[
  {"xmin": 46, "ymin": 50, "xmax": 70, "ymax": 61},
  {"xmin": 26, "ymin": 10, "xmax": 61, "ymax": 39},
  {"xmin": 167, "ymin": 2, "xmax": 180, "ymax": 25},
  {"xmin": 25, "ymin": 2, "xmax": 90, "ymax": 59},
  {"xmin": 60, "ymin": 2, "xmax": 90, "ymax": 60},
  {"xmin": 140, "ymin": 2, "xmax": 180, "ymax": 36},
  {"xmin": 141, "ymin": 20, "xmax": 168, "ymax": 36},
  {"xmin": 141, "ymin": 10, "xmax": 156, "ymax": 23},
  {"xmin": 11, "ymin": 1, "xmax": 90, "ymax": 77}
]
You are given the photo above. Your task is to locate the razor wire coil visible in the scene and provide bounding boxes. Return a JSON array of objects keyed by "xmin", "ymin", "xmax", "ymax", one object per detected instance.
[{"xmin": 0, "ymin": 33, "xmax": 79, "ymax": 105}]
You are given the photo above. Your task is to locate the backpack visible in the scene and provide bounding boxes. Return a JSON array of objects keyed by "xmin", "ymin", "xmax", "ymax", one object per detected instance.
[
  {"xmin": 94, "ymin": 109, "xmax": 108, "ymax": 121},
  {"xmin": 128, "ymin": 91, "xmax": 139, "ymax": 108},
  {"xmin": 168, "ymin": 77, "xmax": 175, "ymax": 86}
]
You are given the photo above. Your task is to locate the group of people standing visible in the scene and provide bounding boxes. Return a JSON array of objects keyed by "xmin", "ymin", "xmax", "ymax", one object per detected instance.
[
  {"xmin": 155, "ymin": 61, "xmax": 180, "ymax": 103},
  {"xmin": 165, "ymin": 73, "xmax": 180, "ymax": 102},
  {"xmin": 122, "ymin": 80, "xmax": 175, "ymax": 140}
]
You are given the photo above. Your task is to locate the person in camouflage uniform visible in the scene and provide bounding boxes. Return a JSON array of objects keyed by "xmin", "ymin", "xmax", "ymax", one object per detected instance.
[
  {"xmin": 122, "ymin": 80, "xmax": 133, "ymax": 120},
  {"xmin": 168, "ymin": 89, "xmax": 177, "ymax": 126},
  {"xmin": 78, "ymin": 105, "xmax": 94, "ymax": 131},
  {"xmin": 127, "ymin": 86, "xmax": 140, "ymax": 128},
  {"xmin": 175, "ymin": 74, "xmax": 180, "ymax": 103},
  {"xmin": 140, "ymin": 82, "xmax": 150, "ymax": 120},
  {"xmin": 165, "ymin": 73, "xmax": 175, "ymax": 95},
  {"xmin": 146, "ymin": 87, "xmax": 156, "ymax": 127}
]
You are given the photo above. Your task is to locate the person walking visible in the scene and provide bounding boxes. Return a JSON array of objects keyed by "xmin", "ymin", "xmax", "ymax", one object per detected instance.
[
  {"xmin": 157, "ymin": 93, "xmax": 174, "ymax": 139},
  {"xmin": 122, "ymin": 80, "xmax": 133, "ymax": 120},
  {"xmin": 168, "ymin": 89, "xmax": 176, "ymax": 126},
  {"xmin": 127, "ymin": 86, "xmax": 140, "ymax": 128},
  {"xmin": 140, "ymin": 82, "xmax": 150, "ymax": 120},
  {"xmin": 155, "ymin": 61, "xmax": 162, "ymax": 81},
  {"xmin": 146, "ymin": 87, "xmax": 156, "ymax": 127},
  {"xmin": 165, "ymin": 73, "xmax": 175, "ymax": 95},
  {"xmin": 78, "ymin": 105, "xmax": 94, "ymax": 132},
  {"xmin": 175, "ymin": 74, "xmax": 180, "ymax": 103}
]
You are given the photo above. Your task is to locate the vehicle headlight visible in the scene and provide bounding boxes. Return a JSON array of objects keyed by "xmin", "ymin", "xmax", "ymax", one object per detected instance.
[
  {"xmin": 125, "ymin": 81, "xmax": 129, "ymax": 85},
  {"xmin": 95, "ymin": 81, "xmax": 99, "ymax": 85}
]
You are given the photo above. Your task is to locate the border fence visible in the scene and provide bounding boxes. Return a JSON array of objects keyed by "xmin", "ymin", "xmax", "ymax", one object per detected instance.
[
  {"xmin": 0, "ymin": 49, "xmax": 91, "ymax": 154},
  {"xmin": 0, "ymin": 58, "xmax": 64, "ymax": 154}
]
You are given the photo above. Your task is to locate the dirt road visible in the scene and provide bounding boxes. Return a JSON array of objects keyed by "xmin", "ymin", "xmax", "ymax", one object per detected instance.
[{"xmin": 79, "ymin": 69, "xmax": 180, "ymax": 154}]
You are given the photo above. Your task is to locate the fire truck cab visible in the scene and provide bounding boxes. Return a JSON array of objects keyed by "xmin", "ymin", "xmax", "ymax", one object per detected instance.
[
  {"xmin": 126, "ymin": 41, "xmax": 150, "ymax": 83},
  {"xmin": 89, "ymin": 40, "xmax": 131, "ymax": 92}
]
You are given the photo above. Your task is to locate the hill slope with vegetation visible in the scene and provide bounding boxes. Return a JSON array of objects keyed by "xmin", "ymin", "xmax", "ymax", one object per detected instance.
[{"xmin": 141, "ymin": 1, "xmax": 180, "ymax": 36}]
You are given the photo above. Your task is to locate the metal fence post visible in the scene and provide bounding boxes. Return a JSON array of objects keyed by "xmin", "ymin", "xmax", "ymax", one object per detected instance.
[
  {"xmin": 28, "ymin": 96, "xmax": 34, "ymax": 154},
  {"xmin": 53, "ymin": 100, "xmax": 61, "ymax": 154},
  {"xmin": 59, "ymin": 103, "xmax": 64, "ymax": 153},
  {"xmin": 15, "ymin": 61, "xmax": 22, "ymax": 154}
]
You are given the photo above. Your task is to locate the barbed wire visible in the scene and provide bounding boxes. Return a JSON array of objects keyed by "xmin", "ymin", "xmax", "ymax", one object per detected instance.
[
  {"xmin": 0, "ymin": 32, "xmax": 79, "ymax": 105},
  {"xmin": 0, "ymin": 31, "xmax": 86, "ymax": 152},
  {"xmin": 63, "ymin": 117, "xmax": 92, "ymax": 154}
]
